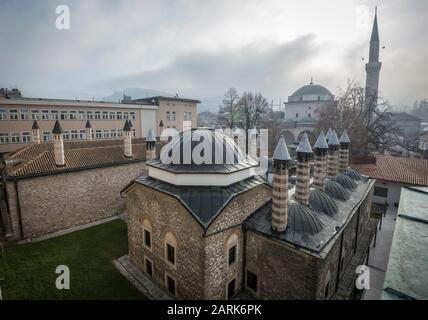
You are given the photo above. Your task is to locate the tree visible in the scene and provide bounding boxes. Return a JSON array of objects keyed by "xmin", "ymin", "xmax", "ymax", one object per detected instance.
[
  {"xmin": 317, "ymin": 81, "xmax": 399, "ymax": 157},
  {"xmin": 217, "ymin": 88, "xmax": 239, "ymax": 128}
]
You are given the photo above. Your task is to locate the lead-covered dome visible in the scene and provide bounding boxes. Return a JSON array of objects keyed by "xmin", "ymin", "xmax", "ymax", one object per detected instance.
[
  {"xmin": 309, "ymin": 188, "xmax": 338, "ymax": 216},
  {"xmin": 288, "ymin": 201, "xmax": 325, "ymax": 234},
  {"xmin": 288, "ymin": 82, "xmax": 334, "ymax": 102},
  {"xmin": 325, "ymin": 178, "xmax": 350, "ymax": 201}
]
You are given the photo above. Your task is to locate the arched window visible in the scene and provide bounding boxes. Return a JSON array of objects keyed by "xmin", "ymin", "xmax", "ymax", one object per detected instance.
[
  {"xmin": 165, "ymin": 231, "xmax": 177, "ymax": 268},
  {"xmin": 142, "ymin": 219, "xmax": 152, "ymax": 250},
  {"xmin": 226, "ymin": 233, "xmax": 239, "ymax": 268}
]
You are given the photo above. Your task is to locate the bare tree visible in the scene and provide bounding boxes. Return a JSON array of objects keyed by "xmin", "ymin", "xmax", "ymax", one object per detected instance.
[
  {"xmin": 317, "ymin": 81, "xmax": 399, "ymax": 157},
  {"xmin": 217, "ymin": 88, "xmax": 239, "ymax": 128}
]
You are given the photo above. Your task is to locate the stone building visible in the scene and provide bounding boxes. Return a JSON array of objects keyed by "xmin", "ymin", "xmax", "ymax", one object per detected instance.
[
  {"xmin": 0, "ymin": 120, "xmax": 162, "ymax": 241},
  {"xmin": 122, "ymin": 128, "xmax": 377, "ymax": 299}
]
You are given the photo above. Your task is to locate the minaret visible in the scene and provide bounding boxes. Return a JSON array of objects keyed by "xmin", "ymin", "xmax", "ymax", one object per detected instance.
[
  {"xmin": 326, "ymin": 129, "xmax": 340, "ymax": 179},
  {"xmin": 145, "ymin": 128, "xmax": 156, "ymax": 161},
  {"xmin": 123, "ymin": 120, "xmax": 133, "ymax": 158},
  {"xmin": 52, "ymin": 120, "xmax": 65, "ymax": 166},
  {"xmin": 85, "ymin": 120, "xmax": 92, "ymax": 141},
  {"xmin": 339, "ymin": 130, "xmax": 351, "ymax": 172},
  {"xmin": 365, "ymin": 7, "xmax": 382, "ymax": 124},
  {"xmin": 31, "ymin": 120, "xmax": 41, "ymax": 144},
  {"xmin": 271, "ymin": 135, "xmax": 291, "ymax": 232},
  {"xmin": 313, "ymin": 131, "xmax": 329, "ymax": 191},
  {"xmin": 295, "ymin": 133, "xmax": 313, "ymax": 205}
]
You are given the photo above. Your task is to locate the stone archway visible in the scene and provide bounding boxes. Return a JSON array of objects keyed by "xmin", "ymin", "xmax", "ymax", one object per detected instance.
[
  {"xmin": 296, "ymin": 130, "xmax": 317, "ymax": 145},
  {"xmin": 281, "ymin": 130, "xmax": 295, "ymax": 146}
]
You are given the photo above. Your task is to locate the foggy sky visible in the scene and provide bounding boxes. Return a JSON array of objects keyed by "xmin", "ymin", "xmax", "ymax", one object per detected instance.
[{"xmin": 0, "ymin": 0, "xmax": 427, "ymax": 107}]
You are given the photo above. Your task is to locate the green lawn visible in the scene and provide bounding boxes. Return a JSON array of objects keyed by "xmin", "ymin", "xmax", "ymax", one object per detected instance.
[{"xmin": 0, "ymin": 219, "xmax": 146, "ymax": 300}]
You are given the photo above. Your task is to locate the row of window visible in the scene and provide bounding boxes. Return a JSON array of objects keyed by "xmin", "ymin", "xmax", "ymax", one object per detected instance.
[
  {"xmin": 165, "ymin": 111, "xmax": 192, "ymax": 122},
  {"xmin": 0, "ymin": 108, "xmax": 136, "ymax": 121},
  {"xmin": 0, "ymin": 129, "xmax": 136, "ymax": 144}
]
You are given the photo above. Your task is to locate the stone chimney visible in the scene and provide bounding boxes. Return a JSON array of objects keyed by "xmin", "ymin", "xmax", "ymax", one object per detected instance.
[
  {"xmin": 295, "ymin": 133, "xmax": 313, "ymax": 205},
  {"xmin": 52, "ymin": 120, "xmax": 65, "ymax": 166},
  {"xmin": 271, "ymin": 135, "xmax": 291, "ymax": 232},
  {"xmin": 123, "ymin": 120, "xmax": 133, "ymax": 158},
  {"xmin": 339, "ymin": 130, "xmax": 350, "ymax": 172},
  {"xmin": 145, "ymin": 128, "xmax": 156, "ymax": 161},
  {"xmin": 32, "ymin": 120, "xmax": 41, "ymax": 144},
  {"xmin": 313, "ymin": 131, "xmax": 329, "ymax": 191},
  {"xmin": 326, "ymin": 129, "xmax": 340, "ymax": 179},
  {"xmin": 85, "ymin": 120, "xmax": 92, "ymax": 141}
]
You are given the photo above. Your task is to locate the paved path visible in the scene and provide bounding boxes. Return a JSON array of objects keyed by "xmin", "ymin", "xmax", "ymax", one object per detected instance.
[
  {"xmin": 363, "ymin": 206, "xmax": 398, "ymax": 300},
  {"xmin": 113, "ymin": 255, "xmax": 173, "ymax": 300}
]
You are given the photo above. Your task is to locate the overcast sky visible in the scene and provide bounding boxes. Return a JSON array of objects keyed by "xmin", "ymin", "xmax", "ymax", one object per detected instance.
[{"xmin": 0, "ymin": 0, "xmax": 427, "ymax": 108}]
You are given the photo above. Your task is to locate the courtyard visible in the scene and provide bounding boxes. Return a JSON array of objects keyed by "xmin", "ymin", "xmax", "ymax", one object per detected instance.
[{"xmin": 0, "ymin": 219, "xmax": 146, "ymax": 300}]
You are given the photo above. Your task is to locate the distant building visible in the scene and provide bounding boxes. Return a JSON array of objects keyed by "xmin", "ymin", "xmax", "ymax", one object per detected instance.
[
  {"xmin": 390, "ymin": 112, "xmax": 422, "ymax": 139},
  {"xmin": 382, "ymin": 186, "xmax": 428, "ymax": 300},
  {"xmin": 0, "ymin": 88, "xmax": 22, "ymax": 99},
  {"xmin": 418, "ymin": 133, "xmax": 428, "ymax": 159},
  {"xmin": 352, "ymin": 155, "xmax": 428, "ymax": 207}
]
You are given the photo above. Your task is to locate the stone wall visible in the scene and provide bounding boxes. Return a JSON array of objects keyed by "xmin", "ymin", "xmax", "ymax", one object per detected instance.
[{"xmin": 6, "ymin": 161, "xmax": 145, "ymax": 240}]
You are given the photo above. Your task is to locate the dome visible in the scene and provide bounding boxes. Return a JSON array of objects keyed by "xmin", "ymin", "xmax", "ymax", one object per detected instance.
[
  {"xmin": 325, "ymin": 178, "xmax": 350, "ymax": 201},
  {"xmin": 336, "ymin": 173, "xmax": 358, "ymax": 191},
  {"xmin": 344, "ymin": 168, "xmax": 362, "ymax": 181},
  {"xmin": 288, "ymin": 201, "xmax": 325, "ymax": 234},
  {"xmin": 288, "ymin": 82, "xmax": 334, "ymax": 102},
  {"xmin": 309, "ymin": 188, "xmax": 338, "ymax": 216}
]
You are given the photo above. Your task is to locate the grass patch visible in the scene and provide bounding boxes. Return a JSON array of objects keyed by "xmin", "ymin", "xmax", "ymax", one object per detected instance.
[{"xmin": 0, "ymin": 219, "xmax": 145, "ymax": 300}]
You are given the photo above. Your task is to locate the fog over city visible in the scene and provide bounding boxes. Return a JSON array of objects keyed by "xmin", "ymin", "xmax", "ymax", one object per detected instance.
[{"xmin": 0, "ymin": 0, "xmax": 427, "ymax": 110}]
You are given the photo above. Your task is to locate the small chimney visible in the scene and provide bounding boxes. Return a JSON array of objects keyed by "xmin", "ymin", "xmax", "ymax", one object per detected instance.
[
  {"xmin": 295, "ymin": 133, "xmax": 313, "ymax": 205},
  {"xmin": 145, "ymin": 128, "xmax": 156, "ymax": 161},
  {"xmin": 85, "ymin": 120, "xmax": 92, "ymax": 141},
  {"xmin": 326, "ymin": 129, "xmax": 340, "ymax": 179},
  {"xmin": 123, "ymin": 120, "xmax": 133, "ymax": 158},
  {"xmin": 313, "ymin": 131, "xmax": 329, "ymax": 191},
  {"xmin": 52, "ymin": 120, "xmax": 65, "ymax": 166},
  {"xmin": 271, "ymin": 135, "xmax": 291, "ymax": 232},
  {"xmin": 339, "ymin": 130, "xmax": 350, "ymax": 172},
  {"xmin": 32, "ymin": 120, "xmax": 41, "ymax": 144}
]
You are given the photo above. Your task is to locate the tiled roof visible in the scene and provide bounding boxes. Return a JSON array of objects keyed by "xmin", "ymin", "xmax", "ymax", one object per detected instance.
[
  {"xmin": 352, "ymin": 155, "xmax": 428, "ymax": 186},
  {"xmin": 5, "ymin": 139, "xmax": 164, "ymax": 178}
]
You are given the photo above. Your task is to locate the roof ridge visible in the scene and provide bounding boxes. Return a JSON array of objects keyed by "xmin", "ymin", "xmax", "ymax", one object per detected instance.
[{"xmin": 12, "ymin": 150, "xmax": 50, "ymax": 176}]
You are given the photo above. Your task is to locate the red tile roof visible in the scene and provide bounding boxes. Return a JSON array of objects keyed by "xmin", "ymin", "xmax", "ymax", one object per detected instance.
[{"xmin": 352, "ymin": 155, "xmax": 428, "ymax": 186}]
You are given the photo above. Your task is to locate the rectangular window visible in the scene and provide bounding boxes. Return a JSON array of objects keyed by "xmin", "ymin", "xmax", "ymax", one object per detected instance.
[
  {"xmin": 60, "ymin": 110, "xmax": 68, "ymax": 120},
  {"xmin": 20, "ymin": 109, "xmax": 29, "ymax": 120},
  {"xmin": 123, "ymin": 112, "xmax": 129, "ymax": 120},
  {"xmin": 130, "ymin": 112, "xmax": 136, "ymax": 120},
  {"xmin": 228, "ymin": 245, "xmax": 237, "ymax": 266},
  {"xmin": 0, "ymin": 109, "xmax": 7, "ymax": 120},
  {"xmin": 117, "ymin": 129, "xmax": 123, "ymax": 137},
  {"xmin": 145, "ymin": 258, "xmax": 153, "ymax": 277},
  {"xmin": 41, "ymin": 110, "xmax": 49, "ymax": 120},
  {"xmin": 31, "ymin": 110, "xmax": 40, "ymax": 120},
  {"xmin": 10, "ymin": 132, "xmax": 20, "ymax": 143},
  {"xmin": 95, "ymin": 129, "xmax": 102, "ymax": 139},
  {"xmin": 103, "ymin": 130, "xmax": 109, "ymax": 139},
  {"xmin": 166, "ymin": 274, "xmax": 176, "ymax": 296},
  {"xmin": 109, "ymin": 112, "xmax": 116, "ymax": 120},
  {"xmin": 143, "ymin": 229, "xmax": 151, "ymax": 249},
  {"xmin": 22, "ymin": 132, "xmax": 31, "ymax": 143},
  {"xmin": 86, "ymin": 111, "xmax": 93, "ymax": 120},
  {"xmin": 50, "ymin": 110, "xmax": 59, "ymax": 120},
  {"xmin": 171, "ymin": 111, "xmax": 176, "ymax": 121},
  {"xmin": 9, "ymin": 109, "xmax": 19, "ymax": 120},
  {"xmin": 374, "ymin": 186, "xmax": 388, "ymax": 198},
  {"xmin": 227, "ymin": 278, "xmax": 236, "ymax": 299},
  {"xmin": 78, "ymin": 110, "xmax": 85, "ymax": 120},
  {"xmin": 94, "ymin": 111, "xmax": 101, "ymax": 120},
  {"xmin": 62, "ymin": 131, "xmax": 70, "ymax": 140},
  {"xmin": 110, "ymin": 129, "xmax": 117, "ymax": 138},
  {"xmin": 43, "ymin": 131, "xmax": 52, "ymax": 142},
  {"xmin": 0, "ymin": 133, "xmax": 9, "ymax": 144},
  {"xmin": 117, "ymin": 112, "xmax": 122, "ymax": 120},
  {"xmin": 132, "ymin": 128, "xmax": 136, "ymax": 137},
  {"xmin": 102, "ymin": 111, "xmax": 108, "ymax": 120},
  {"xmin": 79, "ymin": 130, "xmax": 85, "ymax": 140},
  {"xmin": 166, "ymin": 243, "xmax": 175, "ymax": 265},
  {"xmin": 246, "ymin": 270, "xmax": 258, "ymax": 293},
  {"xmin": 166, "ymin": 111, "xmax": 171, "ymax": 121},
  {"xmin": 69, "ymin": 111, "xmax": 77, "ymax": 120}
]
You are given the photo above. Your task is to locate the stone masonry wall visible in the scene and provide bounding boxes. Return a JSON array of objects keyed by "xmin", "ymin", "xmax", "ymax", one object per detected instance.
[{"xmin": 12, "ymin": 162, "xmax": 145, "ymax": 240}]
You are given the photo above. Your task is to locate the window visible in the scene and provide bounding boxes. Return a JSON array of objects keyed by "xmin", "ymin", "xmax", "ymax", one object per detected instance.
[
  {"xmin": 130, "ymin": 112, "xmax": 136, "ymax": 120},
  {"xmin": 296, "ymin": 113, "xmax": 299, "ymax": 118},
  {"xmin": 9, "ymin": 109, "xmax": 19, "ymax": 120},
  {"xmin": 187, "ymin": 112, "xmax": 192, "ymax": 121},
  {"xmin": 60, "ymin": 110, "xmax": 68, "ymax": 120},
  {"xmin": 31, "ymin": 110, "xmax": 40, "ymax": 120},
  {"xmin": 144, "ymin": 258, "xmax": 153, "ymax": 277},
  {"xmin": 228, "ymin": 245, "xmax": 237, "ymax": 267},
  {"xmin": 69, "ymin": 111, "xmax": 77, "ymax": 120},
  {"xmin": 10, "ymin": 132, "xmax": 20, "ymax": 143},
  {"xmin": 86, "ymin": 111, "xmax": 93, "ymax": 120},
  {"xmin": 51, "ymin": 110, "xmax": 59, "ymax": 120},
  {"xmin": 226, "ymin": 233, "xmax": 238, "ymax": 268},
  {"xmin": 102, "ymin": 111, "xmax": 108, "ymax": 120},
  {"xmin": 143, "ymin": 220, "xmax": 152, "ymax": 250},
  {"xmin": 71, "ymin": 130, "xmax": 78, "ymax": 140},
  {"xmin": 374, "ymin": 186, "xmax": 388, "ymax": 198},
  {"xmin": 95, "ymin": 129, "xmax": 102, "ymax": 139},
  {"xmin": 227, "ymin": 278, "xmax": 236, "ymax": 299},
  {"xmin": 109, "ymin": 112, "xmax": 116, "ymax": 120},
  {"xmin": 41, "ymin": 110, "xmax": 49, "ymax": 120},
  {"xmin": 246, "ymin": 270, "xmax": 258, "ymax": 293},
  {"xmin": 20, "ymin": 109, "xmax": 29, "ymax": 120},
  {"xmin": 171, "ymin": 111, "xmax": 176, "ymax": 121},
  {"xmin": 165, "ymin": 232, "xmax": 177, "ymax": 267},
  {"xmin": 43, "ymin": 131, "xmax": 51, "ymax": 142},
  {"xmin": 22, "ymin": 132, "xmax": 31, "ymax": 143},
  {"xmin": 132, "ymin": 128, "xmax": 136, "ymax": 137},
  {"xmin": 110, "ymin": 129, "xmax": 117, "ymax": 138},
  {"xmin": 117, "ymin": 112, "xmax": 122, "ymax": 120},
  {"xmin": 94, "ymin": 111, "xmax": 101, "ymax": 120},
  {"xmin": 103, "ymin": 130, "xmax": 109, "ymax": 139},
  {"xmin": 0, "ymin": 109, "xmax": 7, "ymax": 120},
  {"xmin": 78, "ymin": 111, "xmax": 85, "ymax": 120},
  {"xmin": 0, "ymin": 133, "xmax": 9, "ymax": 144},
  {"xmin": 165, "ymin": 274, "xmax": 176, "ymax": 296},
  {"xmin": 117, "ymin": 129, "xmax": 123, "ymax": 137},
  {"xmin": 123, "ymin": 112, "xmax": 129, "ymax": 120},
  {"xmin": 308, "ymin": 113, "xmax": 311, "ymax": 118},
  {"xmin": 166, "ymin": 111, "xmax": 171, "ymax": 121},
  {"xmin": 62, "ymin": 131, "xmax": 70, "ymax": 140},
  {"xmin": 79, "ymin": 130, "xmax": 85, "ymax": 140}
]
